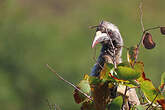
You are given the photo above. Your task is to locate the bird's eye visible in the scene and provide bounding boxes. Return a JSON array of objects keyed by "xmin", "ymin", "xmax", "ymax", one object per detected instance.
[
  {"xmin": 100, "ymin": 27, "xmax": 106, "ymax": 33},
  {"xmin": 108, "ymin": 31, "xmax": 113, "ymax": 36}
]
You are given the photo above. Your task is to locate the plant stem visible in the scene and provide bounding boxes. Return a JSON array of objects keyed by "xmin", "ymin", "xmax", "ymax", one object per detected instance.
[
  {"xmin": 122, "ymin": 86, "xmax": 128, "ymax": 109},
  {"xmin": 46, "ymin": 64, "xmax": 92, "ymax": 100},
  {"xmin": 146, "ymin": 93, "xmax": 159, "ymax": 110},
  {"xmin": 134, "ymin": 26, "xmax": 161, "ymax": 66}
]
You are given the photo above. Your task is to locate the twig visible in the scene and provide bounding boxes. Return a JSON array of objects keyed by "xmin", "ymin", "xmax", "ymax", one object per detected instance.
[
  {"xmin": 139, "ymin": 0, "xmax": 145, "ymax": 32},
  {"xmin": 54, "ymin": 104, "xmax": 57, "ymax": 110},
  {"xmin": 144, "ymin": 26, "xmax": 161, "ymax": 32},
  {"xmin": 135, "ymin": 26, "xmax": 161, "ymax": 65},
  {"xmin": 133, "ymin": 0, "xmax": 145, "ymax": 66},
  {"xmin": 134, "ymin": 0, "xmax": 161, "ymax": 65},
  {"xmin": 121, "ymin": 86, "xmax": 128, "ymax": 110},
  {"xmin": 137, "ymin": 32, "xmax": 145, "ymax": 48},
  {"xmin": 120, "ymin": 45, "xmax": 129, "ymax": 50},
  {"xmin": 89, "ymin": 25, "xmax": 99, "ymax": 29},
  {"xmin": 46, "ymin": 99, "xmax": 62, "ymax": 110},
  {"xmin": 137, "ymin": 26, "xmax": 161, "ymax": 48},
  {"xmin": 139, "ymin": 89, "xmax": 145, "ymax": 103},
  {"xmin": 138, "ymin": 0, "xmax": 162, "ymax": 48},
  {"xmin": 93, "ymin": 56, "xmax": 104, "ymax": 70},
  {"xmin": 123, "ymin": 86, "xmax": 128, "ymax": 104},
  {"xmin": 46, "ymin": 64, "xmax": 92, "ymax": 100},
  {"xmin": 46, "ymin": 99, "xmax": 52, "ymax": 110},
  {"xmin": 146, "ymin": 92, "xmax": 159, "ymax": 110},
  {"xmin": 134, "ymin": 0, "xmax": 162, "ymax": 65},
  {"xmin": 54, "ymin": 104, "xmax": 61, "ymax": 110},
  {"xmin": 132, "ymin": 0, "xmax": 145, "ymax": 66}
]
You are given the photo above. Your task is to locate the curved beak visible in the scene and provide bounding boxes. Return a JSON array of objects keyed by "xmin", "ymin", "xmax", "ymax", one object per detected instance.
[{"xmin": 92, "ymin": 31, "xmax": 109, "ymax": 48}]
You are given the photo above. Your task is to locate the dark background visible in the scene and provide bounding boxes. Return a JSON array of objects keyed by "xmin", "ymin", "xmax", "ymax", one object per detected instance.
[{"xmin": 0, "ymin": 0, "xmax": 165, "ymax": 110}]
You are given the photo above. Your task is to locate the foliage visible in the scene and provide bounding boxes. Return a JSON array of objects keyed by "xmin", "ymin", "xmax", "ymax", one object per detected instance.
[
  {"xmin": 73, "ymin": 26, "xmax": 165, "ymax": 109},
  {"xmin": 74, "ymin": 62, "xmax": 165, "ymax": 110},
  {"xmin": 108, "ymin": 96, "xmax": 123, "ymax": 110},
  {"xmin": 73, "ymin": 60, "xmax": 165, "ymax": 109}
]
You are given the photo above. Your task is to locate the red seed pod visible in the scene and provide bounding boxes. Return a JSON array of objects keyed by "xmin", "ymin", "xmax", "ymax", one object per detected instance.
[
  {"xmin": 160, "ymin": 27, "xmax": 165, "ymax": 35},
  {"xmin": 142, "ymin": 32, "xmax": 156, "ymax": 49}
]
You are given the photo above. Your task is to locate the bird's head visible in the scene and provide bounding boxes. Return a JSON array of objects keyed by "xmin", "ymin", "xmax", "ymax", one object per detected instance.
[{"xmin": 92, "ymin": 21, "xmax": 123, "ymax": 48}]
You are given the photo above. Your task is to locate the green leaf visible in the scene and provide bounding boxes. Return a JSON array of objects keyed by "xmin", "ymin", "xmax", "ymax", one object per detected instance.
[
  {"xmin": 122, "ymin": 80, "xmax": 139, "ymax": 88},
  {"xmin": 137, "ymin": 73, "xmax": 165, "ymax": 104},
  {"xmin": 73, "ymin": 79, "xmax": 91, "ymax": 104},
  {"xmin": 140, "ymin": 80, "xmax": 159, "ymax": 102},
  {"xmin": 115, "ymin": 64, "xmax": 141, "ymax": 80},
  {"xmin": 160, "ymin": 72, "xmax": 165, "ymax": 92},
  {"xmin": 115, "ymin": 66, "xmax": 139, "ymax": 80},
  {"xmin": 135, "ymin": 105, "xmax": 146, "ymax": 110},
  {"xmin": 98, "ymin": 63, "xmax": 118, "ymax": 83},
  {"xmin": 78, "ymin": 80, "xmax": 91, "ymax": 94},
  {"xmin": 100, "ymin": 63, "xmax": 114, "ymax": 80},
  {"xmin": 161, "ymin": 72, "xmax": 165, "ymax": 85},
  {"xmin": 127, "ymin": 45, "xmax": 138, "ymax": 66},
  {"xmin": 89, "ymin": 76, "xmax": 102, "ymax": 85},
  {"xmin": 109, "ymin": 96, "xmax": 123, "ymax": 110},
  {"xmin": 134, "ymin": 62, "xmax": 144, "ymax": 75},
  {"xmin": 159, "ymin": 72, "xmax": 165, "ymax": 98},
  {"xmin": 117, "ymin": 62, "xmax": 130, "ymax": 67},
  {"xmin": 114, "ymin": 62, "xmax": 144, "ymax": 81}
]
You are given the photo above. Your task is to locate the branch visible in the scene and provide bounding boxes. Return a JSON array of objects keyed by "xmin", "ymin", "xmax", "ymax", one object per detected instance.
[
  {"xmin": 46, "ymin": 99, "xmax": 52, "ymax": 110},
  {"xmin": 133, "ymin": 0, "xmax": 162, "ymax": 65},
  {"xmin": 89, "ymin": 25, "xmax": 99, "ymax": 29},
  {"xmin": 46, "ymin": 99, "xmax": 61, "ymax": 110},
  {"xmin": 146, "ymin": 93, "xmax": 159, "ymax": 110},
  {"xmin": 46, "ymin": 64, "xmax": 92, "ymax": 100},
  {"xmin": 54, "ymin": 104, "xmax": 61, "ymax": 110},
  {"xmin": 133, "ymin": 0, "xmax": 145, "ymax": 66},
  {"xmin": 93, "ymin": 56, "xmax": 104, "ymax": 70},
  {"xmin": 122, "ymin": 86, "xmax": 128, "ymax": 108},
  {"xmin": 139, "ymin": 0, "xmax": 145, "ymax": 32}
]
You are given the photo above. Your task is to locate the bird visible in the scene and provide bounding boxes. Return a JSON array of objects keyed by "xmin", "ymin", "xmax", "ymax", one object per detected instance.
[
  {"xmin": 90, "ymin": 21, "xmax": 140, "ymax": 109},
  {"xmin": 90, "ymin": 21, "xmax": 123, "ymax": 77}
]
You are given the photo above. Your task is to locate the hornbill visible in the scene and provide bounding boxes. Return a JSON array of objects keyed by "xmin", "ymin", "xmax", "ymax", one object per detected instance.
[
  {"xmin": 90, "ymin": 21, "xmax": 140, "ymax": 109},
  {"xmin": 90, "ymin": 21, "xmax": 123, "ymax": 77}
]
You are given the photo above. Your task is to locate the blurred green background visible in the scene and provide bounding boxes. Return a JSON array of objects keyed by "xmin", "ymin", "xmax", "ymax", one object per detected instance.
[{"xmin": 0, "ymin": 0, "xmax": 165, "ymax": 110}]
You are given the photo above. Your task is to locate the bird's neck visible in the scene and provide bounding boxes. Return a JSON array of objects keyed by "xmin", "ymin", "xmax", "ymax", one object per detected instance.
[
  {"xmin": 90, "ymin": 43, "xmax": 122, "ymax": 76},
  {"xmin": 101, "ymin": 43, "xmax": 122, "ymax": 64},
  {"xmin": 91, "ymin": 44, "xmax": 122, "ymax": 76}
]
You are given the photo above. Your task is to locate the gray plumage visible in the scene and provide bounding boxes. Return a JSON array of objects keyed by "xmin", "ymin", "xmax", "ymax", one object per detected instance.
[{"xmin": 90, "ymin": 21, "xmax": 123, "ymax": 76}]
